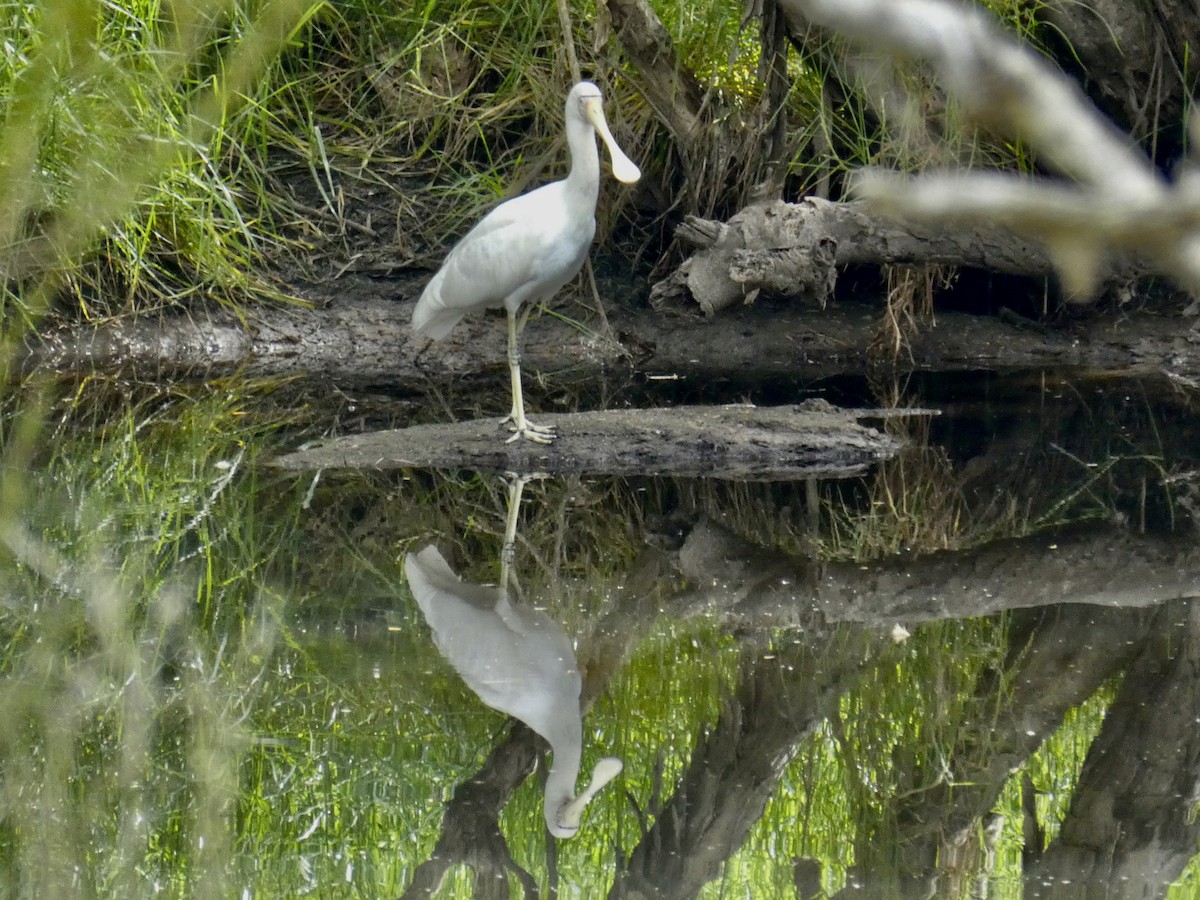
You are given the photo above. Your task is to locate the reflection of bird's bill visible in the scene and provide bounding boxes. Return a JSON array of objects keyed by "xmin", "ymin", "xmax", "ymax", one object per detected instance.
[
  {"xmin": 583, "ymin": 98, "xmax": 641, "ymax": 185},
  {"xmin": 556, "ymin": 755, "xmax": 624, "ymax": 832}
]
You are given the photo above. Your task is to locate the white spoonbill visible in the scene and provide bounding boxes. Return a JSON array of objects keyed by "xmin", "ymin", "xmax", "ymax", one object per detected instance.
[
  {"xmin": 411, "ymin": 81, "xmax": 641, "ymax": 443},
  {"xmin": 404, "ymin": 544, "xmax": 622, "ymax": 838}
]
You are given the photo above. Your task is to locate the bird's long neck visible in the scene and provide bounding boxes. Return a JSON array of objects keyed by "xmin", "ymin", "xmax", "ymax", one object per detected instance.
[
  {"xmin": 564, "ymin": 110, "xmax": 601, "ymax": 210},
  {"xmin": 542, "ymin": 714, "xmax": 583, "ymax": 831}
]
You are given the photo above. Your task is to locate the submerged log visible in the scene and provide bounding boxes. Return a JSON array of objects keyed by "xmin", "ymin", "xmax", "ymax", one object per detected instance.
[{"xmin": 270, "ymin": 401, "xmax": 910, "ymax": 480}]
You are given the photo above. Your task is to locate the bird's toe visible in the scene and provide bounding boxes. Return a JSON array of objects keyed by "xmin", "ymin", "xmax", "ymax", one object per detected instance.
[{"xmin": 505, "ymin": 423, "xmax": 557, "ymax": 444}]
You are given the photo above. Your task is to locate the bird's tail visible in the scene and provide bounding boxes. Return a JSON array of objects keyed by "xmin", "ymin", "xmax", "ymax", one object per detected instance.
[
  {"xmin": 412, "ymin": 272, "xmax": 467, "ymax": 340},
  {"xmin": 405, "ymin": 545, "xmax": 500, "ymax": 613}
]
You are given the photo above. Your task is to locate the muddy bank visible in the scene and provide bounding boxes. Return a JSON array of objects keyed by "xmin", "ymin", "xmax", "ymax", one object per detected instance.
[{"xmin": 24, "ymin": 272, "xmax": 1200, "ymax": 388}]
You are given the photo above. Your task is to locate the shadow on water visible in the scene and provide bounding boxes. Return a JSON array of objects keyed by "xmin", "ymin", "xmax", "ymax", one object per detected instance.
[{"xmin": 1, "ymin": 368, "xmax": 1199, "ymax": 898}]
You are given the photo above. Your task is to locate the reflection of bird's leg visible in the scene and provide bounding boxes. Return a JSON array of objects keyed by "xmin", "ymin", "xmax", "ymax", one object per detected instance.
[
  {"xmin": 504, "ymin": 306, "xmax": 556, "ymax": 444},
  {"xmin": 499, "ymin": 473, "xmax": 527, "ymax": 590},
  {"xmin": 499, "ymin": 473, "xmax": 549, "ymax": 590}
]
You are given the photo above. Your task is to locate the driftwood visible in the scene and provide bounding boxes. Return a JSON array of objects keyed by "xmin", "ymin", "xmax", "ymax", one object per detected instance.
[
  {"xmin": 649, "ymin": 198, "xmax": 1060, "ymax": 315},
  {"xmin": 270, "ymin": 402, "xmax": 907, "ymax": 480}
]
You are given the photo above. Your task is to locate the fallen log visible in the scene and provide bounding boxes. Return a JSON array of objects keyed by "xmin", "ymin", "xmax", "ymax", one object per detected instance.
[
  {"xmin": 28, "ymin": 291, "xmax": 1200, "ymax": 388},
  {"xmin": 649, "ymin": 197, "xmax": 1082, "ymax": 316},
  {"xmin": 270, "ymin": 401, "xmax": 911, "ymax": 480}
]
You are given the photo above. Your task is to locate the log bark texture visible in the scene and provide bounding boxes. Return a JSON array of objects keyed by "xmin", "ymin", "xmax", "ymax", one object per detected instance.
[
  {"xmin": 650, "ymin": 198, "xmax": 1059, "ymax": 315},
  {"xmin": 270, "ymin": 402, "xmax": 906, "ymax": 481}
]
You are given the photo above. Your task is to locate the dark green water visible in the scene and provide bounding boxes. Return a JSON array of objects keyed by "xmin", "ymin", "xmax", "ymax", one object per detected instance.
[{"xmin": 1, "ymin": 368, "xmax": 1197, "ymax": 898}]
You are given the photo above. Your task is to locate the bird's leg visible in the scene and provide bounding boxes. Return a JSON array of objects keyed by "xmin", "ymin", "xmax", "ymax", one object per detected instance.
[{"xmin": 503, "ymin": 307, "xmax": 556, "ymax": 444}]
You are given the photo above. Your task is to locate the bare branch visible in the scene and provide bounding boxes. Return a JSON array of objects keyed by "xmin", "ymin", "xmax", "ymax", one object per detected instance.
[{"xmin": 779, "ymin": 0, "xmax": 1200, "ymax": 297}]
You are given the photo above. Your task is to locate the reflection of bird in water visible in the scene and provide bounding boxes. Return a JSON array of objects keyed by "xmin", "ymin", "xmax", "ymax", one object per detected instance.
[
  {"xmin": 405, "ymin": 544, "xmax": 622, "ymax": 838},
  {"xmin": 411, "ymin": 81, "xmax": 641, "ymax": 444}
]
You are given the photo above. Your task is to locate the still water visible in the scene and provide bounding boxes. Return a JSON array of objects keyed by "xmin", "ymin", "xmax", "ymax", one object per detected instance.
[{"xmin": 0, "ymin": 369, "xmax": 1197, "ymax": 898}]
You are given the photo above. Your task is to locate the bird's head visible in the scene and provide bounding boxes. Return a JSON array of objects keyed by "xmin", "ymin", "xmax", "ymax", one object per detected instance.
[
  {"xmin": 546, "ymin": 755, "xmax": 624, "ymax": 838},
  {"xmin": 572, "ymin": 82, "xmax": 641, "ymax": 185}
]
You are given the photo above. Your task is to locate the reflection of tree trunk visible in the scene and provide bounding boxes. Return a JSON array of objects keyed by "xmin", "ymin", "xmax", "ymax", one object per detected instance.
[
  {"xmin": 609, "ymin": 630, "xmax": 886, "ymax": 899},
  {"xmin": 1025, "ymin": 599, "xmax": 1200, "ymax": 899},
  {"xmin": 402, "ymin": 515, "xmax": 1200, "ymax": 898},
  {"xmin": 864, "ymin": 604, "xmax": 1157, "ymax": 894},
  {"xmin": 671, "ymin": 519, "xmax": 1200, "ymax": 628},
  {"xmin": 402, "ymin": 726, "xmax": 542, "ymax": 899},
  {"xmin": 649, "ymin": 519, "xmax": 1195, "ymax": 897}
]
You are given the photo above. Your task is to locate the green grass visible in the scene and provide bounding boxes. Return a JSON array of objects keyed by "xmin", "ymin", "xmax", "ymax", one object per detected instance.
[
  {"xmin": 0, "ymin": 0, "xmax": 324, "ymax": 327},
  {"xmin": 0, "ymin": 380, "xmax": 307, "ymax": 896},
  {"xmin": 0, "ymin": 0, "xmax": 1066, "ymax": 327}
]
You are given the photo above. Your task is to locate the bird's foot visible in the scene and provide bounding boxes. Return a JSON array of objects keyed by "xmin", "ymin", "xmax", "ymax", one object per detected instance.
[
  {"xmin": 500, "ymin": 410, "xmax": 556, "ymax": 444},
  {"xmin": 504, "ymin": 420, "xmax": 557, "ymax": 444}
]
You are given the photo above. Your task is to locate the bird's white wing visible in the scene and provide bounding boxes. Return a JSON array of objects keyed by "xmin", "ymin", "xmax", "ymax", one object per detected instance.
[
  {"xmin": 494, "ymin": 595, "xmax": 576, "ymax": 661},
  {"xmin": 412, "ymin": 183, "xmax": 591, "ymax": 339}
]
